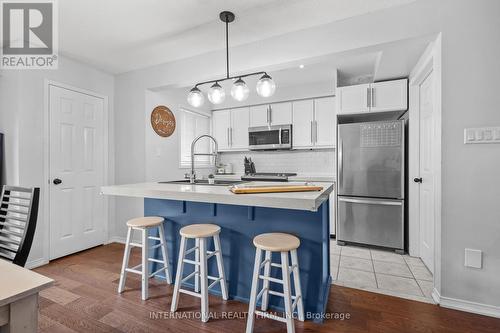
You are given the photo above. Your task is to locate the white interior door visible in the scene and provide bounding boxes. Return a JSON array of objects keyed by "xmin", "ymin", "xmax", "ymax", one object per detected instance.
[
  {"xmin": 417, "ymin": 71, "xmax": 435, "ymax": 273},
  {"xmin": 49, "ymin": 85, "xmax": 105, "ymax": 259}
]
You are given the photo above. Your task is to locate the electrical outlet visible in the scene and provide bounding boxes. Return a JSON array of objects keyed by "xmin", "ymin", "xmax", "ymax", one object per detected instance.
[{"xmin": 464, "ymin": 248, "xmax": 482, "ymax": 269}]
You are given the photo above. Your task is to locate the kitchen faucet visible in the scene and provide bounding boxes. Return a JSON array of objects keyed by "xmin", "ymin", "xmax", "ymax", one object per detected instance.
[{"xmin": 188, "ymin": 135, "xmax": 219, "ymax": 184}]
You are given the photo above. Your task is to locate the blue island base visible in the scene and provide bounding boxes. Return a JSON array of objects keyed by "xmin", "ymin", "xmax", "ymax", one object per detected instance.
[{"xmin": 145, "ymin": 199, "xmax": 331, "ymax": 323}]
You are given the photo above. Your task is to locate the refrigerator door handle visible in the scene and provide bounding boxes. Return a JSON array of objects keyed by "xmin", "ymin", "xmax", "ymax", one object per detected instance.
[
  {"xmin": 338, "ymin": 197, "xmax": 402, "ymax": 206},
  {"xmin": 338, "ymin": 138, "xmax": 343, "ymax": 190}
]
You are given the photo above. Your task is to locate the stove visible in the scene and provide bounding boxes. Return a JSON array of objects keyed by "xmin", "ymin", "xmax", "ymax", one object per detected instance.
[{"xmin": 241, "ymin": 172, "xmax": 297, "ymax": 182}]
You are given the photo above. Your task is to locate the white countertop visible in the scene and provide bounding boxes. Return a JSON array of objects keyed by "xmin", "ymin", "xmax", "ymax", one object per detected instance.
[
  {"xmin": 101, "ymin": 181, "xmax": 334, "ymax": 211},
  {"xmin": 215, "ymin": 173, "xmax": 336, "ymax": 182}
]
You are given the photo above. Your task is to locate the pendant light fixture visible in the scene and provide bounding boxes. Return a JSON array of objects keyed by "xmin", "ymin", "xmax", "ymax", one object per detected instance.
[{"xmin": 187, "ymin": 11, "xmax": 276, "ymax": 107}]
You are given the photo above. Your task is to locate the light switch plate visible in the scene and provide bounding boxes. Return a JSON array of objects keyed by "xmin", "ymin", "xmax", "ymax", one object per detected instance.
[
  {"xmin": 464, "ymin": 127, "xmax": 500, "ymax": 144},
  {"xmin": 464, "ymin": 248, "xmax": 482, "ymax": 269}
]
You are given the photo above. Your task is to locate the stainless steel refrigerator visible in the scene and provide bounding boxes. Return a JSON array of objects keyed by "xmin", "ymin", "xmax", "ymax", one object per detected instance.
[{"xmin": 337, "ymin": 120, "xmax": 405, "ymax": 251}]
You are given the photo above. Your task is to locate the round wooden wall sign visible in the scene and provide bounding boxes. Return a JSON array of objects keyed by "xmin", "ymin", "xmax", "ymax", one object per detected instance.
[{"xmin": 151, "ymin": 105, "xmax": 176, "ymax": 137}]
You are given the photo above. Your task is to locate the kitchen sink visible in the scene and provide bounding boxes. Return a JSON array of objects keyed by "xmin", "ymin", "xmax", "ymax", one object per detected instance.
[{"xmin": 159, "ymin": 179, "xmax": 244, "ymax": 186}]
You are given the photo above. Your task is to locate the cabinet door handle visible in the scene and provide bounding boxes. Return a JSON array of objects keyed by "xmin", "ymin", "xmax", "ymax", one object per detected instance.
[
  {"xmin": 227, "ymin": 128, "xmax": 230, "ymax": 146},
  {"xmin": 367, "ymin": 87, "xmax": 371, "ymax": 108},
  {"xmin": 310, "ymin": 121, "xmax": 314, "ymax": 144},
  {"xmin": 269, "ymin": 106, "xmax": 272, "ymax": 124},
  {"xmin": 267, "ymin": 106, "xmax": 270, "ymax": 124},
  {"xmin": 314, "ymin": 120, "xmax": 318, "ymax": 143},
  {"xmin": 230, "ymin": 128, "xmax": 233, "ymax": 145},
  {"xmin": 371, "ymin": 87, "xmax": 375, "ymax": 108}
]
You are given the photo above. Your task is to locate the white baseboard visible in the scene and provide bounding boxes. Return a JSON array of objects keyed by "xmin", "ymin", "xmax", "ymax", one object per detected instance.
[
  {"xmin": 25, "ymin": 258, "xmax": 49, "ymax": 269},
  {"xmin": 437, "ymin": 289, "xmax": 500, "ymax": 319},
  {"xmin": 106, "ymin": 236, "xmax": 126, "ymax": 244},
  {"xmin": 431, "ymin": 287, "xmax": 441, "ymax": 304}
]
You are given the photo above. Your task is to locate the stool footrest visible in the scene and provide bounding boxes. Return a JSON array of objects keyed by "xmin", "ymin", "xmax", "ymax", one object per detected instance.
[
  {"xmin": 259, "ymin": 275, "xmax": 283, "ymax": 284},
  {"xmin": 181, "ymin": 270, "xmax": 198, "ymax": 283},
  {"xmin": 268, "ymin": 290, "xmax": 297, "ymax": 300},
  {"xmin": 129, "ymin": 242, "xmax": 142, "ymax": 248},
  {"xmin": 148, "ymin": 258, "xmax": 164, "ymax": 263},
  {"xmin": 183, "ymin": 258, "xmax": 199, "ymax": 266},
  {"xmin": 150, "ymin": 243, "xmax": 164, "ymax": 250},
  {"xmin": 208, "ymin": 277, "xmax": 222, "ymax": 290},
  {"xmin": 185, "ymin": 246, "xmax": 198, "ymax": 256},
  {"xmin": 125, "ymin": 268, "xmax": 142, "ymax": 275},
  {"xmin": 150, "ymin": 267, "xmax": 168, "ymax": 278},
  {"xmin": 148, "ymin": 236, "xmax": 161, "ymax": 241},
  {"xmin": 254, "ymin": 310, "xmax": 287, "ymax": 323},
  {"xmin": 179, "ymin": 288, "xmax": 202, "ymax": 298},
  {"xmin": 206, "ymin": 250, "xmax": 218, "ymax": 259}
]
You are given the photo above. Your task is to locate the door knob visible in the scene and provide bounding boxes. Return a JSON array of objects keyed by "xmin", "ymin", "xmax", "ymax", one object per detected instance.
[
  {"xmin": 413, "ymin": 177, "xmax": 422, "ymax": 183},
  {"xmin": 53, "ymin": 178, "xmax": 62, "ymax": 185}
]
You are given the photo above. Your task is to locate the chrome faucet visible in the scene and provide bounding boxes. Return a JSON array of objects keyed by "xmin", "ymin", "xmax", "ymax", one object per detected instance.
[{"xmin": 188, "ymin": 135, "xmax": 219, "ymax": 184}]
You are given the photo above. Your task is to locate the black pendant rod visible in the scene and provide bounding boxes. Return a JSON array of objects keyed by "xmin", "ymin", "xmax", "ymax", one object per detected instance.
[
  {"xmin": 225, "ymin": 13, "xmax": 229, "ymax": 79},
  {"xmin": 192, "ymin": 11, "xmax": 268, "ymax": 88},
  {"xmin": 194, "ymin": 71, "xmax": 267, "ymax": 88}
]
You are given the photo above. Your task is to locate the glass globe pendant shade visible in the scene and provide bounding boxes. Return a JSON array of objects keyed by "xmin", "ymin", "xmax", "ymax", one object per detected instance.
[
  {"xmin": 256, "ymin": 74, "xmax": 276, "ymax": 98},
  {"xmin": 187, "ymin": 87, "xmax": 205, "ymax": 107},
  {"xmin": 230, "ymin": 78, "xmax": 250, "ymax": 101},
  {"xmin": 208, "ymin": 82, "xmax": 226, "ymax": 104}
]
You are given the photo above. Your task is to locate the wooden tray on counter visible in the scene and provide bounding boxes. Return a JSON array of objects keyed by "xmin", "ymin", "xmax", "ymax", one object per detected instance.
[{"xmin": 230, "ymin": 182, "xmax": 323, "ymax": 194}]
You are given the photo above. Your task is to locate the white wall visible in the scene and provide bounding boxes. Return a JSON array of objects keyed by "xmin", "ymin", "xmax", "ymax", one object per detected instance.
[
  {"xmin": 112, "ymin": 0, "xmax": 500, "ymax": 313},
  {"xmin": 0, "ymin": 56, "xmax": 115, "ymax": 267}
]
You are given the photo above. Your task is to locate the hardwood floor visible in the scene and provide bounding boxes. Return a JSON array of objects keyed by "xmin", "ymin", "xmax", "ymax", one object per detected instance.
[{"xmin": 34, "ymin": 243, "xmax": 500, "ymax": 333}]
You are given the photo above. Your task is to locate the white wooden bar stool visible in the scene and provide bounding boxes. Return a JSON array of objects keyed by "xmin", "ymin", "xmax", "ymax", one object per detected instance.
[
  {"xmin": 170, "ymin": 224, "xmax": 228, "ymax": 322},
  {"xmin": 246, "ymin": 233, "xmax": 304, "ymax": 333},
  {"xmin": 118, "ymin": 216, "xmax": 172, "ymax": 300}
]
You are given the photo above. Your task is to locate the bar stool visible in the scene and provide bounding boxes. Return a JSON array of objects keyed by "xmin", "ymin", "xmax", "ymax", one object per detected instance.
[
  {"xmin": 246, "ymin": 233, "xmax": 304, "ymax": 333},
  {"xmin": 118, "ymin": 216, "xmax": 172, "ymax": 300},
  {"xmin": 170, "ymin": 224, "xmax": 228, "ymax": 322}
]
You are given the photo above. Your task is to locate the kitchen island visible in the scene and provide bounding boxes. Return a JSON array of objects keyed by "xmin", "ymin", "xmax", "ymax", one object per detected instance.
[{"xmin": 102, "ymin": 181, "xmax": 333, "ymax": 322}]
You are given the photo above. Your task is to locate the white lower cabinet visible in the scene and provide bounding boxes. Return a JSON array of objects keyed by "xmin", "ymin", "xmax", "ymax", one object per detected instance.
[{"xmin": 212, "ymin": 107, "xmax": 249, "ymax": 151}]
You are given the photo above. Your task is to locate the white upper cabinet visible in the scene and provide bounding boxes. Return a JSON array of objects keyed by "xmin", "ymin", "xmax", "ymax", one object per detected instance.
[
  {"xmin": 212, "ymin": 107, "xmax": 249, "ymax": 151},
  {"xmin": 249, "ymin": 102, "xmax": 292, "ymax": 127},
  {"xmin": 314, "ymin": 97, "xmax": 336, "ymax": 147},
  {"xmin": 269, "ymin": 102, "xmax": 292, "ymax": 125},
  {"xmin": 370, "ymin": 79, "xmax": 408, "ymax": 112},
  {"xmin": 292, "ymin": 97, "xmax": 336, "ymax": 149},
  {"xmin": 249, "ymin": 104, "xmax": 269, "ymax": 127},
  {"xmin": 230, "ymin": 107, "xmax": 249, "ymax": 150},
  {"xmin": 337, "ymin": 83, "xmax": 370, "ymax": 114},
  {"xmin": 292, "ymin": 99, "xmax": 314, "ymax": 148},
  {"xmin": 337, "ymin": 79, "xmax": 408, "ymax": 114},
  {"xmin": 212, "ymin": 110, "xmax": 231, "ymax": 151}
]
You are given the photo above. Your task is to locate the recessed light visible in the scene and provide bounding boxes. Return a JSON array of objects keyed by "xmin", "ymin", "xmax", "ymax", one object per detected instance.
[{"xmin": 299, "ymin": 64, "xmax": 305, "ymax": 69}]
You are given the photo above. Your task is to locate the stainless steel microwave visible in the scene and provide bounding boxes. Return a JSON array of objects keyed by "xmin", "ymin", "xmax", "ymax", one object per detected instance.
[{"xmin": 248, "ymin": 124, "xmax": 292, "ymax": 150}]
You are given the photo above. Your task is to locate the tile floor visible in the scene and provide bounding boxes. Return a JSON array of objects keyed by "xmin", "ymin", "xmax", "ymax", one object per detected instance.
[{"xmin": 330, "ymin": 240, "xmax": 435, "ymax": 303}]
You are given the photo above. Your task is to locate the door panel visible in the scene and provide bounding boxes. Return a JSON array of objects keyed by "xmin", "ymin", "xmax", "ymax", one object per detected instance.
[
  {"xmin": 337, "ymin": 84, "xmax": 370, "ymax": 114},
  {"xmin": 314, "ymin": 97, "xmax": 336, "ymax": 147},
  {"xmin": 418, "ymin": 72, "xmax": 435, "ymax": 273},
  {"xmin": 212, "ymin": 110, "xmax": 230, "ymax": 151},
  {"xmin": 270, "ymin": 102, "xmax": 292, "ymax": 125},
  {"xmin": 49, "ymin": 85, "xmax": 105, "ymax": 259},
  {"xmin": 337, "ymin": 196, "xmax": 404, "ymax": 249},
  {"xmin": 338, "ymin": 121, "xmax": 404, "ymax": 198},
  {"xmin": 230, "ymin": 107, "xmax": 249, "ymax": 150},
  {"xmin": 370, "ymin": 79, "xmax": 408, "ymax": 112},
  {"xmin": 249, "ymin": 105, "xmax": 269, "ymax": 127},
  {"xmin": 292, "ymin": 99, "xmax": 314, "ymax": 148}
]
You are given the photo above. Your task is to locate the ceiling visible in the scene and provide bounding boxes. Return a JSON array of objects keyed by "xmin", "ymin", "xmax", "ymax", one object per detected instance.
[{"xmin": 59, "ymin": 0, "xmax": 417, "ymax": 73}]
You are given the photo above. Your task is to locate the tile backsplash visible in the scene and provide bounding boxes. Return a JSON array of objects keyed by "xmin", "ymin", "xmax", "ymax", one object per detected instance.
[{"xmin": 218, "ymin": 149, "xmax": 335, "ymax": 176}]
